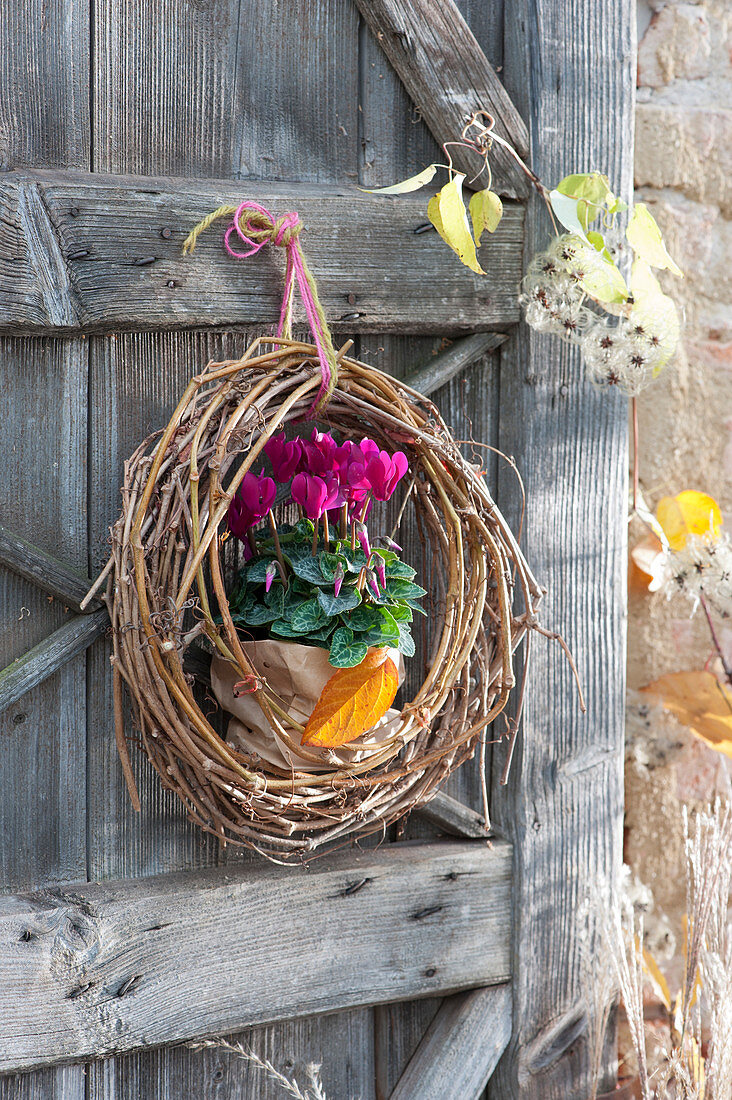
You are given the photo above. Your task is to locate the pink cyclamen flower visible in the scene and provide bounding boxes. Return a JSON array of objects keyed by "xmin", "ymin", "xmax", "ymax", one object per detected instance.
[
  {"xmin": 291, "ymin": 473, "xmax": 342, "ymax": 520},
  {"xmin": 302, "ymin": 428, "xmax": 338, "ymax": 477},
  {"xmin": 265, "ymin": 561, "xmax": 278, "ymax": 592},
  {"xmin": 364, "ymin": 450, "xmax": 408, "ymax": 501},
  {"xmin": 228, "ymin": 470, "xmax": 277, "ymax": 538},
  {"xmin": 333, "ymin": 562, "xmax": 344, "ymax": 598},
  {"xmin": 264, "ymin": 433, "xmax": 302, "ymax": 482}
]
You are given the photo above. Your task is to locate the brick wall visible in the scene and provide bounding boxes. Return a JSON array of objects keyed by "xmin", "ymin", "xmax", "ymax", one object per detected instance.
[{"xmin": 626, "ymin": 0, "xmax": 732, "ymax": 931}]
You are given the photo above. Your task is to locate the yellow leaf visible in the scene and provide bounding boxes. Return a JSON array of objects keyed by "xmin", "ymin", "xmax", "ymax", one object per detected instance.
[
  {"xmin": 627, "ymin": 203, "xmax": 683, "ymax": 277},
  {"xmin": 641, "ymin": 670, "xmax": 732, "ymax": 757},
  {"xmin": 360, "ymin": 164, "xmax": 439, "ymax": 195},
  {"xmin": 301, "ymin": 648, "xmax": 399, "ymax": 748},
  {"xmin": 427, "ymin": 174, "xmax": 484, "ymax": 275},
  {"xmin": 656, "ymin": 490, "xmax": 723, "ymax": 551},
  {"xmin": 469, "ymin": 188, "xmax": 503, "ymax": 245},
  {"xmin": 642, "ymin": 946, "xmax": 672, "ymax": 1010},
  {"xmin": 578, "ymin": 252, "xmax": 629, "ymax": 306},
  {"xmin": 630, "ymin": 259, "xmax": 680, "ymax": 374}
]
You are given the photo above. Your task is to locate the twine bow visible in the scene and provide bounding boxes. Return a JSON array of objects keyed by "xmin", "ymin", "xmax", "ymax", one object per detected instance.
[{"xmin": 183, "ymin": 201, "xmax": 339, "ymax": 417}]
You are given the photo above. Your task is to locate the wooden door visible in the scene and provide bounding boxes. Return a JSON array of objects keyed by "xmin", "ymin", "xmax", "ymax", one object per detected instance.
[{"xmin": 0, "ymin": 1, "xmax": 632, "ymax": 1097}]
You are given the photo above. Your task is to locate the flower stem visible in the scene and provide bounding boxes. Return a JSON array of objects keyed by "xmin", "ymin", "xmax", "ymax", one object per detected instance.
[
  {"xmin": 267, "ymin": 511, "xmax": 287, "ymax": 586},
  {"xmin": 322, "ymin": 511, "xmax": 329, "ymax": 550},
  {"xmin": 311, "ymin": 521, "xmax": 319, "ymax": 557},
  {"xmin": 246, "ymin": 530, "xmax": 257, "ymax": 558},
  {"xmin": 340, "ymin": 503, "xmax": 348, "ymax": 541},
  {"xmin": 700, "ymin": 594, "xmax": 732, "ymax": 685}
]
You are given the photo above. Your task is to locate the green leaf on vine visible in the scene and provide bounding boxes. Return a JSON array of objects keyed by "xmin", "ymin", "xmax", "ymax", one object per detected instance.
[
  {"xmin": 549, "ymin": 190, "xmax": 591, "ymax": 241},
  {"xmin": 627, "ymin": 203, "xmax": 683, "ymax": 278},
  {"xmin": 469, "ymin": 188, "xmax": 503, "ymax": 245},
  {"xmin": 556, "ymin": 172, "xmax": 619, "ymax": 231},
  {"xmin": 359, "ymin": 164, "xmax": 439, "ymax": 194},
  {"xmin": 427, "ymin": 174, "xmax": 485, "ymax": 275}
]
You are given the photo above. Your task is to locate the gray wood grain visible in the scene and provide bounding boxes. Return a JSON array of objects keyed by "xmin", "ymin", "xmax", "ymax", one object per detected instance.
[
  {"xmin": 0, "ymin": 840, "xmax": 512, "ymax": 1073},
  {"xmin": 0, "ymin": 337, "xmax": 89, "ymax": 898},
  {"xmin": 354, "ymin": 0, "xmax": 528, "ymax": 198},
  {"xmin": 0, "ymin": 169, "xmax": 523, "ymax": 335},
  {"xmin": 88, "ymin": 1011, "xmax": 376, "ymax": 1100},
  {"xmin": 403, "ymin": 332, "xmax": 507, "ymax": 397},
  {"xmin": 0, "ymin": 0, "xmax": 89, "ymax": 172},
  {"xmin": 391, "ymin": 985, "xmax": 512, "ymax": 1100},
  {"xmin": 488, "ymin": 2, "xmax": 633, "ymax": 1097},
  {"xmin": 417, "ymin": 791, "xmax": 491, "ymax": 840},
  {"xmin": 0, "ymin": 609, "xmax": 108, "ymax": 714},
  {"xmin": 0, "ymin": 524, "xmax": 99, "ymax": 615}
]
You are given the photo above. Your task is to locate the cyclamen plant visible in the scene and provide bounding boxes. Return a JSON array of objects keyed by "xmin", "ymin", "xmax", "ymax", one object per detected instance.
[{"xmin": 225, "ymin": 430, "xmax": 424, "ymax": 669}]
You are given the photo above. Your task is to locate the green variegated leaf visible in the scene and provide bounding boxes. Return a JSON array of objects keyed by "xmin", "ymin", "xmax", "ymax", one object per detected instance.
[
  {"xmin": 291, "ymin": 598, "xmax": 328, "ymax": 633},
  {"xmin": 428, "ymin": 174, "xmax": 485, "ymax": 275},
  {"xmin": 396, "ymin": 620, "xmax": 416, "ymax": 657},
  {"xmin": 263, "ymin": 584, "xmax": 285, "ymax": 616},
  {"xmin": 389, "ymin": 603, "xmax": 413, "ymax": 623},
  {"xmin": 317, "ymin": 587, "xmax": 362, "ymax": 616},
  {"xmin": 363, "ymin": 607, "xmax": 401, "ymax": 648},
  {"xmin": 346, "ymin": 604, "xmax": 384, "ymax": 633},
  {"xmin": 627, "ymin": 203, "xmax": 683, "ymax": 277},
  {"xmin": 270, "ymin": 619, "xmax": 312, "ymax": 638},
  {"xmin": 360, "ymin": 163, "xmax": 440, "ymax": 194},
  {"xmin": 287, "ymin": 549, "xmax": 333, "ymax": 586},
  {"xmin": 382, "ymin": 578, "xmax": 427, "ymax": 601},
  {"xmin": 469, "ymin": 188, "xmax": 503, "ymax": 245},
  {"xmin": 328, "ymin": 627, "xmax": 369, "ymax": 669}
]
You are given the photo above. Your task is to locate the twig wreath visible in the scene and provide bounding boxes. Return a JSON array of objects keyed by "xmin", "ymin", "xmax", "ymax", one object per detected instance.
[{"xmin": 88, "ymin": 201, "xmax": 549, "ymax": 862}]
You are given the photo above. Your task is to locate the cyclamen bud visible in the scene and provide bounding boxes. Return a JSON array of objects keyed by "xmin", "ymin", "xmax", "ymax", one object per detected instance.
[
  {"xmin": 366, "ymin": 569, "xmax": 381, "ymax": 600},
  {"xmin": 333, "ymin": 563, "xmax": 344, "ymax": 598},
  {"xmin": 265, "ymin": 561, "xmax": 277, "ymax": 592},
  {"xmin": 377, "ymin": 535, "xmax": 403, "ymax": 553},
  {"xmin": 370, "ymin": 554, "xmax": 386, "ymax": 590},
  {"xmin": 355, "ymin": 520, "xmax": 370, "ymax": 558}
]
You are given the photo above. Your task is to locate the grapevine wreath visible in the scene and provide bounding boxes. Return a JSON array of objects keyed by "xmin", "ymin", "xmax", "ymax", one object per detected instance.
[{"xmin": 88, "ymin": 201, "xmax": 547, "ymax": 862}]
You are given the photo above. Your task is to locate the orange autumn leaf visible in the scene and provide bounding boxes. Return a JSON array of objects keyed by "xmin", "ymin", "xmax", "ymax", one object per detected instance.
[
  {"xmin": 302, "ymin": 648, "xmax": 399, "ymax": 748},
  {"xmin": 641, "ymin": 669, "xmax": 732, "ymax": 758},
  {"xmin": 656, "ymin": 490, "xmax": 722, "ymax": 552}
]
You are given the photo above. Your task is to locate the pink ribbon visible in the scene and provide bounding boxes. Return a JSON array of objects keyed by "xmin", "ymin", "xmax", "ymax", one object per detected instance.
[{"xmin": 224, "ymin": 200, "xmax": 335, "ymax": 416}]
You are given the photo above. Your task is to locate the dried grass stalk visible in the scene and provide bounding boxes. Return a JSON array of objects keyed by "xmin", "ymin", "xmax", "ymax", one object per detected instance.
[{"xmin": 103, "ymin": 337, "xmax": 543, "ymax": 860}]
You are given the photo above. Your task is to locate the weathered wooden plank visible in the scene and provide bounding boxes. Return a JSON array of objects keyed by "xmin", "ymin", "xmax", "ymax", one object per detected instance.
[
  {"xmin": 0, "ymin": 170, "xmax": 523, "ymax": 335},
  {"xmin": 354, "ymin": 0, "xmax": 528, "ymax": 198},
  {"xmin": 91, "ymin": 1011, "xmax": 376, "ymax": 1100},
  {"xmin": 0, "ymin": 840, "xmax": 512, "ymax": 1073},
  {"xmin": 0, "ymin": 610, "xmax": 108, "ymax": 714},
  {"xmin": 0, "ymin": 8, "xmax": 87, "ymax": 1100},
  {"xmin": 417, "ymin": 791, "xmax": 490, "ymax": 840},
  {"xmin": 231, "ymin": 0, "xmax": 360, "ymax": 183},
  {"xmin": 403, "ymin": 332, "xmax": 507, "ymax": 397},
  {"xmin": 391, "ymin": 985, "xmax": 512, "ymax": 1099},
  {"xmin": 0, "ymin": 0, "xmax": 89, "ymax": 173},
  {"xmin": 488, "ymin": 2, "xmax": 633, "ymax": 1097},
  {"xmin": 0, "ymin": 525, "xmax": 99, "ymax": 615}
]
